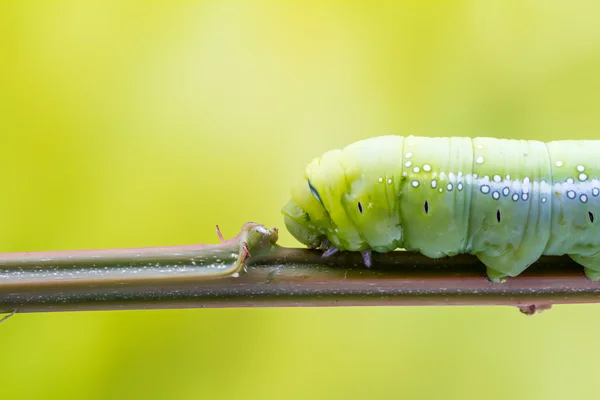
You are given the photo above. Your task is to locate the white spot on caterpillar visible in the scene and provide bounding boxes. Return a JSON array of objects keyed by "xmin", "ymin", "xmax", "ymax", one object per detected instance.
[
  {"xmin": 492, "ymin": 191, "xmax": 500, "ymax": 200},
  {"xmin": 387, "ymin": 178, "xmax": 392, "ymax": 184},
  {"xmin": 593, "ymin": 188, "xmax": 600, "ymax": 197},
  {"xmin": 581, "ymin": 194, "xmax": 588, "ymax": 203},
  {"xmin": 502, "ymin": 187, "xmax": 510, "ymax": 196},
  {"xmin": 567, "ymin": 178, "xmax": 574, "ymax": 184},
  {"xmin": 423, "ymin": 164, "xmax": 431, "ymax": 172},
  {"xmin": 378, "ymin": 177, "xmax": 384, "ymax": 183},
  {"xmin": 481, "ymin": 185, "xmax": 490, "ymax": 194},
  {"xmin": 493, "ymin": 175, "xmax": 502, "ymax": 183},
  {"xmin": 542, "ymin": 197, "xmax": 547, "ymax": 203},
  {"xmin": 448, "ymin": 172, "xmax": 456, "ymax": 181},
  {"xmin": 458, "ymin": 171, "xmax": 463, "ymax": 177},
  {"xmin": 402, "ymin": 172, "xmax": 408, "ymax": 177},
  {"xmin": 457, "ymin": 182, "xmax": 463, "ymax": 191},
  {"xmin": 447, "ymin": 183, "xmax": 453, "ymax": 191},
  {"xmin": 567, "ymin": 190, "xmax": 576, "ymax": 199},
  {"xmin": 506, "ymin": 174, "xmax": 511, "ymax": 180},
  {"xmin": 522, "ymin": 193, "xmax": 529, "ymax": 201},
  {"xmin": 477, "ymin": 144, "xmax": 483, "ymax": 149},
  {"xmin": 579, "ymin": 173, "xmax": 587, "ymax": 181},
  {"xmin": 476, "ymin": 156, "xmax": 484, "ymax": 164},
  {"xmin": 577, "ymin": 165, "xmax": 585, "ymax": 172},
  {"xmin": 405, "ymin": 152, "xmax": 413, "ymax": 159},
  {"xmin": 405, "ymin": 161, "xmax": 412, "ymax": 167},
  {"xmin": 439, "ymin": 188, "xmax": 443, "ymax": 193},
  {"xmin": 540, "ymin": 180, "xmax": 550, "ymax": 191},
  {"xmin": 512, "ymin": 194, "xmax": 519, "ymax": 201},
  {"xmin": 473, "ymin": 173, "xmax": 478, "ymax": 179},
  {"xmin": 556, "ymin": 161, "xmax": 563, "ymax": 167},
  {"xmin": 413, "ymin": 167, "xmax": 420, "ymax": 173},
  {"xmin": 524, "ymin": 177, "xmax": 530, "ymax": 185},
  {"xmin": 431, "ymin": 180, "xmax": 437, "ymax": 188},
  {"xmin": 411, "ymin": 180, "xmax": 419, "ymax": 188}
]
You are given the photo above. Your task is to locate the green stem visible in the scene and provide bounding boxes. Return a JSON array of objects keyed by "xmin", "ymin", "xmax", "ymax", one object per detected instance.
[{"xmin": 0, "ymin": 222, "xmax": 598, "ymax": 316}]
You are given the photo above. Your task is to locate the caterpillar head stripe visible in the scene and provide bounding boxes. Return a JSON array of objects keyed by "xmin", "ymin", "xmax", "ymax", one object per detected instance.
[{"xmin": 282, "ymin": 137, "xmax": 404, "ymax": 253}]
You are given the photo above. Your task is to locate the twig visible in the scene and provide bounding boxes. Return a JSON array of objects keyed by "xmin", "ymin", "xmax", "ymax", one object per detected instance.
[
  {"xmin": 0, "ymin": 309, "xmax": 16, "ymax": 324},
  {"xmin": 0, "ymin": 222, "xmax": 598, "ymax": 315}
]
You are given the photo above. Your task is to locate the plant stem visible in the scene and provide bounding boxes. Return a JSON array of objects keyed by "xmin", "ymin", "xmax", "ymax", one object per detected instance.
[{"xmin": 0, "ymin": 222, "xmax": 598, "ymax": 315}]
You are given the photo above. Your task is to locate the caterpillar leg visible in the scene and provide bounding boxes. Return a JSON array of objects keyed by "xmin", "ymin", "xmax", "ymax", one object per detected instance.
[
  {"xmin": 322, "ymin": 246, "xmax": 339, "ymax": 258},
  {"xmin": 361, "ymin": 250, "xmax": 372, "ymax": 268},
  {"xmin": 569, "ymin": 254, "xmax": 600, "ymax": 281},
  {"xmin": 485, "ymin": 266, "xmax": 509, "ymax": 283},
  {"xmin": 585, "ymin": 268, "xmax": 600, "ymax": 281},
  {"xmin": 321, "ymin": 247, "xmax": 372, "ymax": 268},
  {"xmin": 476, "ymin": 252, "xmax": 535, "ymax": 283}
]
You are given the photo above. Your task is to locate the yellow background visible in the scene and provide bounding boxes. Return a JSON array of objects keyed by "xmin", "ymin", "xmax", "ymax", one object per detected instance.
[{"xmin": 2, "ymin": 1, "xmax": 600, "ymax": 399}]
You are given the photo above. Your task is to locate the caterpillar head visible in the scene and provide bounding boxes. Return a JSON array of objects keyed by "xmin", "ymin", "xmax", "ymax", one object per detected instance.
[
  {"xmin": 282, "ymin": 145, "xmax": 404, "ymax": 253},
  {"xmin": 281, "ymin": 176, "xmax": 330, "ymax": 250}
]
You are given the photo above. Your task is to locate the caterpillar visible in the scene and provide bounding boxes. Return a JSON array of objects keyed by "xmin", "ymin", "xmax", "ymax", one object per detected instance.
[{"xmin": 281, "ymin": 135, "xmax": 600, "ymax": 282}]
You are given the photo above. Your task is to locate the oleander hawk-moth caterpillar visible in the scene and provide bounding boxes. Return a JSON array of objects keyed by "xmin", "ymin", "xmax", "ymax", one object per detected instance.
[{"xmin": 282, "ymin": 135, "xmax": 600, "ymax": 282}]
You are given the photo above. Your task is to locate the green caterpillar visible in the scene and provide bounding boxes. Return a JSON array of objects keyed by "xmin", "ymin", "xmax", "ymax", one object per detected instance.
[{"xmin": 282, "ymin": 135, "xmax": 600, "ymax": 282}]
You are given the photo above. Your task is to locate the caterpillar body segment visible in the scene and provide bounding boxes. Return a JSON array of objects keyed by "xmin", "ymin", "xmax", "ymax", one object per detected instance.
[{"xmin": 282, "ymin": 135, "xmax": 600, "ymax": 282}]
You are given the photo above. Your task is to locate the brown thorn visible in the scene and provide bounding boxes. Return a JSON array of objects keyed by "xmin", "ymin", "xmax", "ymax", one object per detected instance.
[
  {"xmin": 518, "ymin": 304, "xmax": 553, "ymax": 316},
  {"xmin": 0, "ymin": 310, "xmax": 17, "ymax": 324},
  {"xmin": 238, "ymin": 242, "xmax": 251, "ymax": 266},
  {"xmin": 243, "ymin": 242, "xmax": 251, "ymax": 258},
  {"xmin": 216, "ymin": 225, "xmax": 225, "ymax": 243}
]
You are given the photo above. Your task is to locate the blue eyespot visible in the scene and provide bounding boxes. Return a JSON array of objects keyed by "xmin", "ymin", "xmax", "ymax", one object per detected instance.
[{"xmin": 308, "ymin": 180, "xmax": 323, "ymax": 204}]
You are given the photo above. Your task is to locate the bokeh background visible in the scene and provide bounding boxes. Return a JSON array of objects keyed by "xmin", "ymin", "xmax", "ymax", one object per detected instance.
[{"xmin": 2, "ymin": 1, "xmax": 600, "ymax": 399}]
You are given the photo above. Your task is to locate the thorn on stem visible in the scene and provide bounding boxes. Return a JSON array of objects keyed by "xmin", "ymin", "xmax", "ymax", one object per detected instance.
[
  {"xmin": 240, "ymin": 242, "xmax": 251, "ymax": 263},
  {"xmin": 216, "ymin": 225, "xmax": 225, "ymax": 242},
  {"xmin": 518, "ymin": 304, "xmax": 552, "ymax": 315},
  {"xmin": 0, "ymin": 310, "xmax": 17, "ymax": 324}
]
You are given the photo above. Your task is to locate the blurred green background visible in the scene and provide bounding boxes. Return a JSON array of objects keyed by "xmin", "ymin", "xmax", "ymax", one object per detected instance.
[{"xmin": 2, "ymin": 1, "xmax": 600, "ymax": 399}]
